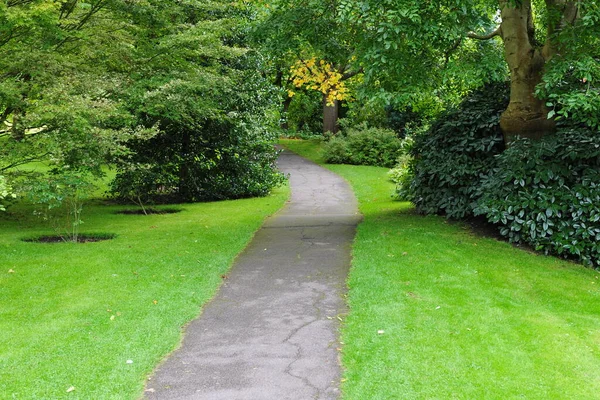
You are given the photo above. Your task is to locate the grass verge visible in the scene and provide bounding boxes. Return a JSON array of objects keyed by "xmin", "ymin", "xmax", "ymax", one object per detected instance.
[
  {"xmin": 0, "ymin": 186, "xmax": 288, "ymax": 399},
  {"xmin": 281, "ymin": 138, "xmax": 600, "ymax": 400}
]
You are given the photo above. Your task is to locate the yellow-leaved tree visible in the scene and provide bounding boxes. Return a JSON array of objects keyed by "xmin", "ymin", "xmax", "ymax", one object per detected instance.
[{"xmin": 288, "ymin": 57, "xmax": 358, "ymax": 133}]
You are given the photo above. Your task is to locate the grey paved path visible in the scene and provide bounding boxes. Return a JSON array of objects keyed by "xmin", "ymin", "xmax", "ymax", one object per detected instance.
[{"xmin": 144, "ymin": 149, "xmax": 361, "ymax": 400}]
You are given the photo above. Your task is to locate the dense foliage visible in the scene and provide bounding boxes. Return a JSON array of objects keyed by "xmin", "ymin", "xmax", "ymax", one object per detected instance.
[
  {"xmin": 535, "ymin": 1, "xmax": 600, "ymax": 130},
  {"xmin": 475, "ymin": 127, "xmax": 600, "ymax": 267},
  {"xmin": 338, "ymin": 1, "xmax": 599, "ymax": 136},
  {"xmin": 401, "ymin": 83, "xmax": 508, "ymax": 218},
  {"xmin": 250, "ymin": 0, "xmax": 362, "ymax": 133},
  {"xmin": 284, "ymin": 90, "xmax": 323, "ymax": 135},
  {"xmin": 106, "ymin": 1, "xmax": 285, "ymax": 204},
  {"xmin": 323, "ymin": 125, "xmax": 403, "ymax": 168},
  {"xmin": 337, "ymin": 0, "xmax": 507, "ymax": 110},
  {"xmin": 402, "ymin": 80, "xmax": 600, "ymax": 266},
  {"xmin": 111, "ymin": 59, "xmax": 285, "ymax": 203},
  {"xmin": 0, "ymin": 0, "xmax": 153, "ymax": 176},
  {"xmin": 1, "ymin": 0, "xmax": 284, "ymax": 217}
]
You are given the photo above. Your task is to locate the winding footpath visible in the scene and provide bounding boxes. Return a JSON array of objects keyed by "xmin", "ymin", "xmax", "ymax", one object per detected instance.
[{"xmin": 144, "ymin": 149, "xmax": 361, "ymax": 400}]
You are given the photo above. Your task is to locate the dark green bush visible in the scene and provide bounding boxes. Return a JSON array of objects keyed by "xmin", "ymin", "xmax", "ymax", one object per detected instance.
[
  {"xmin": 111, "ymin": 118, "xmax": 284, "ymax": 203},
  {"xmin": 475, "ymin": 127, "xmax": 600, "ymax": 267},
  {"xmin": 111, "ymin": 54, "xmax": 285, "ymax": 204},
  {"xmin": 286, "ymin": 90, "xmax": 323, "ymax": 134},
  {"xmin": 323, "ymin": 125, "xmax": 403, "ymax": 168},
  {"xmin": 386, "ymin": 105, "xmax": 424, "ymax": 138},
  {"xmin": 402, "ymin": 82, "xmax": 508, "ymax": 218}
]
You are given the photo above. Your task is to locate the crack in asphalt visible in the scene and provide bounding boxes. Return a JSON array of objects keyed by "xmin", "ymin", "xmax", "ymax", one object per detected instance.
[
  {"xmin": 282, "ymin": 287, "xmax": 329, "ymax": 399},
  {"xmin": 143, "ymin": 150, "xmax": 360, "ymax": 400},
  {"xmin": 282, "ymin": 318, "xmax": 321, "ymax": 399}
]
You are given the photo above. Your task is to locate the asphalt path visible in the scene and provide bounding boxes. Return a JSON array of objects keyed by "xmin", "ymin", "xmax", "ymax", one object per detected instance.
[{"xmin": 144, "ymin": 149, "xmax": 361, "ymax": 400}]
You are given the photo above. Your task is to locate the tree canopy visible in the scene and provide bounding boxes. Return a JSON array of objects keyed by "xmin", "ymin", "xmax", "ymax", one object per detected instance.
[
  {"xmin": 1, "ymin": 0, "xmax": 283, "ymax": 207},
  {"xmin": 1, "ymin": 0, "xmax": 598, "ymax": 215},
  {"xmin": 336, "ymin": 0, "xmax": 599, "ymax": 140}
]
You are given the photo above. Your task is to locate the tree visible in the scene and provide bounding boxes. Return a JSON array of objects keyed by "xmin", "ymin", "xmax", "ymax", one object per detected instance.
[
  {"xmin": 338, "ymin": 0, "xmax": 599, "ymax": 142},
  {"xmin": 0, "ymin": 0, "xmax": 154, "ymax": 177},
  {"xmin": 0, "ymin": 0, "xmax": 159, "ymax": 228},
  {"xmin": 288, "ymin": 57, "xmax": 357, "ymax": 133},
  {"xmin": 110, "ymin": 1, "xmax": 284, "ymax": 203},
  {"xmin": 250, "ymin": 0, "xmax": 362, "ymax": 133},
  {"xmin": 467, "ymin": 1, "xmax": 598, "ymax": 142},
  {"xmin": 0, "ymin": 0, "xmax": 282, "ymax": 208}
]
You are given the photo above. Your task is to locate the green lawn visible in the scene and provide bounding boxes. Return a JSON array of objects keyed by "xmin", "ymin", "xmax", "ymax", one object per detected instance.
[
  {"xmin": 281, "ymin": 139, "xmax": 600, "ymax": 400},
  {"xmin": 0, "ymin": 186, "xmax": 288, "ymax": 399}
]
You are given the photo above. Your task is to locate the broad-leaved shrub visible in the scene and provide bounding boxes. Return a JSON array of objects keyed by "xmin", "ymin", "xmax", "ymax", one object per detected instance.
[
  {"xmin": 402, "ymin": 82, "xmax": 508, "ymax": 218},
  {"xmin": 475, "ymin": 127, "xmax": 600, "ymax": 267},
  {"xmin": 323, "ymin": 125, "xmax": 402, "ymax": 168}
]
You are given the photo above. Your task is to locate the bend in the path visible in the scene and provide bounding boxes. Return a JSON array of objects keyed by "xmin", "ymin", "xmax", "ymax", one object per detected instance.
[{"xmin": 144, "ymin": 149, "xmax": 361, "ymax": 400}]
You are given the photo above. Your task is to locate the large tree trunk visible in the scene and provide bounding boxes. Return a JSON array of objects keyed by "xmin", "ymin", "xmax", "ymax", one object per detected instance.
[
  {"xmin": 323, "ymin": 94, "xmax": 339, "ymax": 134},
  {"xmin": 499, "ymin": 0, "xmax": 555, "ymax": 144}
]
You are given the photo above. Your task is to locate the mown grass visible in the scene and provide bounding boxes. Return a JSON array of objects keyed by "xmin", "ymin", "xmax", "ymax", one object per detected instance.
[
  {"xmin": 0, "ymin": 185, "xmax": 288, "ymax": 399},
  {"xmin": 281, "ymin": 139, "xmax": 600, "ymax": 400}
]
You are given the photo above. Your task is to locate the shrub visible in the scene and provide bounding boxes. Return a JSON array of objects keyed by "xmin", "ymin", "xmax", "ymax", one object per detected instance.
[
  {"xmin": 388, "ymin": 154, "xmax": 413, "ymax": 201},
  {"xmin": 323, "ymin": 125, "xmax": 403, "ymax": 168},
  {"xmin": 286, "ymin": 90, "xmax": 323, "ymax": 134},
  {"xmin": 475, "ymin": 127, "xmax": 600, "ymax": 267},
  {"xmin": 111, "ymin": 119, "xmax": 285, "ymax": 203},
  {"xmin": 386, "ymin": 105, "xmax": 424, "ymax": 138},
  {"xmin": 402, "ymin": 82, "xmax": 508, "ymax": 218},
  {"xmin": 25, "ymin": 172, "xmax": 96, "ymax": 242},
  {"xmin": 112, "ymin": 54, "xmax": 285, "ymax": 204}
]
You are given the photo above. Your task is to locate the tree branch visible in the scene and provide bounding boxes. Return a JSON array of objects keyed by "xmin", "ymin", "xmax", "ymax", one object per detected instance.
[
  {"xmin": 342, "ymin": 68, "xmax": 363, "ymax": 81},
  {"xmin": 467, "ymin": 26, "xmax": 502, "ymax": 40},
  {"xmin": 0, "ymin": 152, "xmax": 49, "ymax": 172},
  {"xmin": 543, "ymin": 0, "xmax": 580, "ymax": 59}
]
